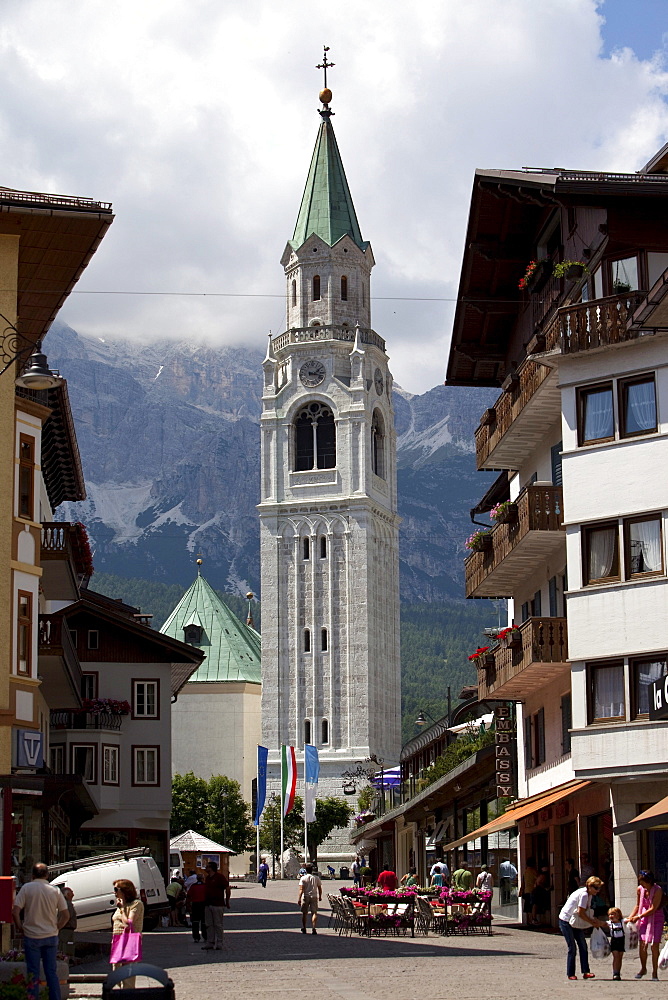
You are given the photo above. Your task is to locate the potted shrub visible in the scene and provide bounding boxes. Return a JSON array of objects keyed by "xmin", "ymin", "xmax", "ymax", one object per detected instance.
[
  {"xmin": 553, "ymin": 260, "xmax": 589, "ymax": 281},
  {"xmin": 465, "ymin": 530, "xmax": 492, "ymax": 553},
  {"xmin": 360, "ymin": 866, "xmax": 373, "ymax": 886},
  {"xmin": 489, "ymin": 500, "xmax": 517, "ymax": 524}
]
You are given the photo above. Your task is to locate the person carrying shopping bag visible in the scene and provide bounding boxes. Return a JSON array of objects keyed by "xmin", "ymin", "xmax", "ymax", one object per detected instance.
[
  {"xmin": 558, "ymin": 876, "xmax": 606, "ymax": 980},
  {"xmin": 110, "ymin": 879, "xmax": 144, "ymax": 989}
]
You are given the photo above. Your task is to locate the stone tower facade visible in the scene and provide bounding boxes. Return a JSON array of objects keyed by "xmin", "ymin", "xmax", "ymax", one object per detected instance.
[{"xmin": 258, "ymin": 95, "xmax": 401, "ymax": 861}]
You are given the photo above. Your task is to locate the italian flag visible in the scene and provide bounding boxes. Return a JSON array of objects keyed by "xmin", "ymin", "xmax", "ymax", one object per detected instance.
[{"xmin": 281, "ymin": 745, "xmax": 297, "ymax": 817}]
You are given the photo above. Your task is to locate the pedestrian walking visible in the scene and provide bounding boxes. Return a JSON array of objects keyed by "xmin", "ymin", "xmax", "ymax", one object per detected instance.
[
  {"xmin": 499, "ymin": 858, "xmax": 517, "ymax": 905},
  {"xmin": 109, "ymin": 879, "xmax": 144, "ymax": 990},
  {"xmin": 352, "ymin": 857, "xmax": 362, "ymax": 887},
  {"xmin": 202, "ymin": 861, "xmax": 230, "ymax": 951},
  {"xmin": 451, "ymin": 862, "xmax": 473, "ymax": 891},
  {"xmin": 298, "ymin": 864, "xmax": 322, "ymax": 934},
  {"xmin": 557, "ymin": 875, "xmax": 605, "ymax": 980},
  {"xmin": 628, "ymin": 869, "xmax": 664, "ymax": 980},
  {"xmin": 58, "ymin": 886, "xmax": 77, "ymax": 958},
  {"xmin": 12, "ymin": 862, "xmax": 70, "ymax": 1000},
  {"xmin": 185, "ymin": 873, "xmax": 208, "ymax": 943},
  {"xmin": 605, "ymin": 907, "xmax": 626, "ymax": 981},
  {"xmin": 519, "ymin": 856, "xmax": 538, "ymax": 922},
  {"xmin": 166, "ymin": 871, "xmax": 185, "ymax": 926},
  {"xmin": 258, "ymin": 858, "xmax": 269, "ymax": 888},
  {"xmin": 565, "ymin": 857, "xmax": 580, "ymax": 894},
  {"xmin": 377, "ymin": 868, "xmax": 398, "ymax": 891},
  {"xmin": 476, "ymin": 865, "xmax": 493, "ymax": 893},
  {"xmin": 430, "ymin": 859, "xmax": 450, "ymax": 885}
]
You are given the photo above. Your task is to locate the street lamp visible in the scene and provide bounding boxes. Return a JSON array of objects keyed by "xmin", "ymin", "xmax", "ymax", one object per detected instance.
[{"xmin": 415, "ymin": 710, "xmax": 436, "ymax": 727}]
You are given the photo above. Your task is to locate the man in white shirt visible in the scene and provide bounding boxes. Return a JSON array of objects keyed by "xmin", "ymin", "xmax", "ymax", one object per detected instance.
[
  {"xmin": 297, "ymin": 865, "xmax": 322, "ymax": 935},
  {"xmin": 476, "ymin": 865, "xmax": 493, "ymax": 892},
  {"xmin": 13, "ymin": 863, "xmax": 69, "ymax": 1000}
]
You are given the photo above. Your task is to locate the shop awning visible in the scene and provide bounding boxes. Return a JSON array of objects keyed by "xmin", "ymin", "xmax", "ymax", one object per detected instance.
[
  {"xmin": 614, "ymin": 795, "xmax": 668, "ymax": 836},
  {"xmin": 441, "ymin": 779, "xmax": 591, "ymax": 852}
]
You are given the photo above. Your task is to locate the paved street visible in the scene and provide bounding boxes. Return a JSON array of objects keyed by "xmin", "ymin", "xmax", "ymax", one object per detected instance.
[{"xmin": 73, "ymin": 880, "xmax": 662, "ymax": 1000}]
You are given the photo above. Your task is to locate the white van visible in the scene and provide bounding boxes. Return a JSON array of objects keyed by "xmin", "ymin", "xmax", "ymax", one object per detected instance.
[{"xmin": 49, "ymin": 849, "xmax": 169, "ymax": 931}]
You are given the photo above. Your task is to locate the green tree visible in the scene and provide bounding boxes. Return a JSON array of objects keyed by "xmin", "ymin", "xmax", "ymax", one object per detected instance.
[
  {"xmin": 206, "ymin": 775, "xmax": 254, "ymax": 854},
  {"xmin": 356, "ymin": 785, "xmax": 374, "ymax": 812},
  {"xmin": 171, "ymin": 772, "xmax": 209, "ymax": 835},
  {"xmin": 259, "ymin": 795, "xmax": 305, "ymax": 859},
  {"xmin": 306, "ymin": 797, "xmax": 354, "ymax": 862}
]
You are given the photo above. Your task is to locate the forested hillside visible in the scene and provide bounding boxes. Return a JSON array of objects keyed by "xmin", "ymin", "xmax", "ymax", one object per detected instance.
[{"xmin": 89, "ymin": 572, "xmax": 499, "ymax": 746}]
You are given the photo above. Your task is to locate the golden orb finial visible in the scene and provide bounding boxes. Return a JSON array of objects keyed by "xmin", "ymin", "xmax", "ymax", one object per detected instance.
[
  {"xmin": 196, "ymin": 558, "xmax": 203, "ymax": 566},
  {"xmin": 319, "ymin": 87, "xmax": 332, "ymax": 105},
  {"xmin": 246, "ymin": 591, "xmax": 254, "ymax": 600}
]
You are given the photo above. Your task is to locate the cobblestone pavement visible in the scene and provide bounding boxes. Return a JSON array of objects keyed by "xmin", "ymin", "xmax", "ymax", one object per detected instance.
[{"xmin": 75, "ymin": 880, "xmax": 657, "ymax": 1000}]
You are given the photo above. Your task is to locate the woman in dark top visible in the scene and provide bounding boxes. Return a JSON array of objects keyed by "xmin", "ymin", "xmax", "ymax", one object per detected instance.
[{"xmin": 566, "ymin": 858, "xmax": 580, "ymax": 894}]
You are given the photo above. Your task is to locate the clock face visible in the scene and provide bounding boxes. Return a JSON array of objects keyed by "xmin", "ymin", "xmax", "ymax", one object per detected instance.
[
  {"xmin": 374, "ymin": 367, "xmax": 384, "ymax": 395},
  {"xmin": 299, "ymin": 359, "xmax": 326, "ymax": 388}
]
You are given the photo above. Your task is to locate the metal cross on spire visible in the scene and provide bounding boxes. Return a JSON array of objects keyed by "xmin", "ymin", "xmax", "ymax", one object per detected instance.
[{"xmin": 316, "ymin": 46, "xmax": 334, "ymax": 89}]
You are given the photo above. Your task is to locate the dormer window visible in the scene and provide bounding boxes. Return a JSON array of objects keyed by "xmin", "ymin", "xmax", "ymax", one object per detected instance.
[{"xmin": 184, "ymin": 624, "xmax": 203, "ymax": 645}]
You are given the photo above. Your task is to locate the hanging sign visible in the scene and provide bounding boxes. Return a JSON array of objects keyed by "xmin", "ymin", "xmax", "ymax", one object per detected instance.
[{"xmin": 494, "ymin": 705, "xmax": 516, "ymax": 798}]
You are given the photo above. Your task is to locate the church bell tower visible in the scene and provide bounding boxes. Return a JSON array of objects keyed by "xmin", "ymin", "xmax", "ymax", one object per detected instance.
[{"xmin": 258, "ymin": 63, "xmax": 401, "ymax": 856}]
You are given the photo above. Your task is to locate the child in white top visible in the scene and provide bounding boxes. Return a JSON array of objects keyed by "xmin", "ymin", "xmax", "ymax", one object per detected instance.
[{"xmin": 606, "ymin": 906, "xmax": 626, "ymax": 981}]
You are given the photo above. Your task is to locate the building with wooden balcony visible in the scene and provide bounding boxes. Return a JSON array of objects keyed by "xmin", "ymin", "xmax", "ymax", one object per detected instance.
[{"xmin": 445, "ymin": 142, "xmax": 668, "ymax": 919}]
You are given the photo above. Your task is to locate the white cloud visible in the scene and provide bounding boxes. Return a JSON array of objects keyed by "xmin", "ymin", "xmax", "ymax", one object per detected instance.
[{"xmin": 1, "ymin": 0, "xmax": 667, "ymax": 392}]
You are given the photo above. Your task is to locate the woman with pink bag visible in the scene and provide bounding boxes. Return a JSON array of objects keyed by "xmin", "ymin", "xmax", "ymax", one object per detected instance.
[{"xmin": 110, "ymin": 880, "xmax": 144, "ymax": 988}]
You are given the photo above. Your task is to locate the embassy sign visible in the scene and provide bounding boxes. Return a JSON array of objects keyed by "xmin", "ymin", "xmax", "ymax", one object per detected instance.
[
  {"xmin": 649, "ymin": 675, "xmax": 668, "ymax": 721},
  {"xmin": 494, "ymin": 705, "xmax": 516, "ymax": 799}
]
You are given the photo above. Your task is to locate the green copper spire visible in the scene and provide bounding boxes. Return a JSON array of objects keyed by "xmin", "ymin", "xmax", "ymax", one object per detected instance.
[
  {"xmin": 160, "ymin": 573, "xmax": 261, "ymax": 684},
  {"xmin": 290, "ymin": 114, "xmax": 367, "ymax": 252}
]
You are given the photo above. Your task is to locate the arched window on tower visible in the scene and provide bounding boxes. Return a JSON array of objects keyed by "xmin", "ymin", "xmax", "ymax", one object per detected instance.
[
  {"xmin": 321, "ymin": 719, "xmax": 329, "ymax": 745},
  {"xmin": 320, "ymin": 536, "xmax": 327, "ymax": 559},
  {"xmin": 294, "ymin": 403, "xmax": 336, "ymax": 471},
  {"xmin": 341, "ymin": 276, "xmax": 348, "ymax": 301},
  {"xmin": 312, "ymin": 275, "xmax": 321, "ymax": 301},
  {"xmin": 304, "ymin": 719, "xmax": 311, "ymax": 744},
  {"xmin": 321, "ymin": 628, "xmax": 328, "ymax": 652},
  {"xmin": 292, "ymin": 279, "xmax": 297, "ymax": 306},
  {"xmin": 304, "ymin": 628, "xmax": 311, "ymax": 653},
  {"xmin": 303, "ymin": 537, "xmax": 310, "ymax": 560},
  {"xmin": 372, "ymin": 410, "xmax": 386, "ymax": 479}
]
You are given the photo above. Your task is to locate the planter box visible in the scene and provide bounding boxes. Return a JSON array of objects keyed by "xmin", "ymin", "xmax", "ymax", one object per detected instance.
[
  {"xmin": 0, "ymin": 960, "xmax": 69, "ymax": 1000},
  {"xmin": 469, "ymin": 534, "xmax": 492, "ymax": 553}
]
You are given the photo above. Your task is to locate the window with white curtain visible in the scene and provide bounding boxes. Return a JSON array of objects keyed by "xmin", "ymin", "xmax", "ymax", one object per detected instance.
[
  {"xmin": 590, "ymin": 663, "xmax": 625, "ymax": 721},
  {"xmin": 579, "ymin": 384, "xmax": 614, "ymax": 445},
  {"xmin": 620, "ymin": 376, "xmax": 657, "ymax": 437},
  {"xmin": 633, "ymin": 657, "xmax": 668, "ymax": 717},
  {"xmin": 583, "ymin": 524, "xmax": 619, "ymax": 584},
  {"xmin": 625, "ymin": 517, "xmax": 663, "ymax": 577}
]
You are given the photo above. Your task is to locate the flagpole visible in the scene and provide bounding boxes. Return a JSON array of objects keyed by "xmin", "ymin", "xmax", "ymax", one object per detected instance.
[
  {"xmin": 304, "ymin": 743, "xmax": 308, "ymax": 865},
  {"xmin": 280, "ymin": 746, "xmax": 285, "ymax": 879}
]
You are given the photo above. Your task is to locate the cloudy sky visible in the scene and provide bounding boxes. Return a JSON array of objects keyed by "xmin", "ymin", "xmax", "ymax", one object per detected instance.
[{"xmin": 3, "ymin": 0, "xmax": 668, "ymax": 393}]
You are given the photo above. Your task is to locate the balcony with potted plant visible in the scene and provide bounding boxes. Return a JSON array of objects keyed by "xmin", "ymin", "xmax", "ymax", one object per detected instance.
[
  {"xmin": 476, "ymin": 618, "xmax": 569, "ymax": 702},
  {"xmin": 464, "ymin": 482, "xmax": 565, "ymax": 599}
]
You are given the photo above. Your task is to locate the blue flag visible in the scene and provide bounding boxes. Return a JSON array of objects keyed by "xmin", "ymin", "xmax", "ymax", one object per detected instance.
[
  {"xmin": 304, "ymin": 744, "xmax": 319, "ymax": 823},
  {"xmin": 254, "ymin": 745, "xmax": 268, "ymax": 826}
]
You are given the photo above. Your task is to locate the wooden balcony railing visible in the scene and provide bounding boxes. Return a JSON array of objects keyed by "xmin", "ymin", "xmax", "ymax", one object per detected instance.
[
  {"xmin": 543, "ymin": 291, "xmax": 646, "ymax": 355},
  {"xmin": 474, "ymin": 360, "xmax": 552, "ymax": 469},
  {"xmin": 464, "ymin": 484, "xmax": 564, "ymax": 598},
  {"xmin": 41, "ymin": 522, "xmax": 93, "ymax": 584},
  {"xmin": 477, "ymin": 617, "xmax": 569, "ymax": 701},
  {"xmin": 38, "ymin": 615, "xmax": 83, "ymax": 694}
]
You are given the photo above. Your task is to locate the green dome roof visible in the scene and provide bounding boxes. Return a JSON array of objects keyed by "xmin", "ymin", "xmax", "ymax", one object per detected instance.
[{"xmin": 160, "ymin": 575, "xmax": 261, "ymax": 684}]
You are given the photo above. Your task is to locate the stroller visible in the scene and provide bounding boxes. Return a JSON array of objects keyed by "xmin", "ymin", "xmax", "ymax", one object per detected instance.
[{"xmin": 327, "ymin": 865, "xmax": 336, "ymax": 879}]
